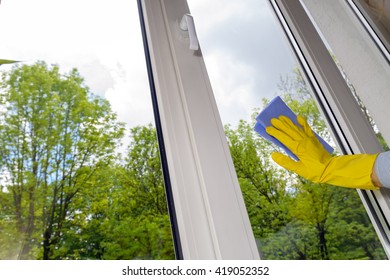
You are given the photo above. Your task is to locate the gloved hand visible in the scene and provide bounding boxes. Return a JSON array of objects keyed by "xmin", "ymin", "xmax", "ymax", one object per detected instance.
[{"xmin": 265, "ymin": 115, "xmax": 379, "ymax": 190}]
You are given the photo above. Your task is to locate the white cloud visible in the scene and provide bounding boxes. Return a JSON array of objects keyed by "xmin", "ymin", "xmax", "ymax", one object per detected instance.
[
  {"xmin": 204, "ymin": 50, "xmax": 257, "ymax": 125},
  {"xmin": 91, "ymin": 31, "xmax": 154, "ymax": 128},
  {"xmin": 188, "ymin": 0, "xmax": 262, "ymax": 30},
  {"xmin": 102, "ymin": 54, "xmax": 154, "ymax": 128},
  {"xmin": 0, "ymin": 0, "xmax": 154, "ymax": 128},
  {"xmin": 188, "ymin": 0, "xmax": 296, "ymax": 126}
]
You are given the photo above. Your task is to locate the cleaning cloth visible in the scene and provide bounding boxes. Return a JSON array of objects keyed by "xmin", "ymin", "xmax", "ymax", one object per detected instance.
[{"xmin": 254, "ymin": 96, "xmax": 333, "ymax": 161}]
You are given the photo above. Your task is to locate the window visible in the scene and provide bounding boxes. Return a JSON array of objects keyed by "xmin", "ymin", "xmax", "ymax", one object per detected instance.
[
  {"xmin": 140, "ymin": 0, "xmax": 389, "ymax": 259},
  {"xmin": 8, "ymin": 0, "xmax": 388, "ymax": 260},
  {"xmin": 0, "ymin": 0, "xmax": 175, "ymax": 259},
  {"xmin": 186, "ymin": 0, "xmax": 386, "ymax": 259}
]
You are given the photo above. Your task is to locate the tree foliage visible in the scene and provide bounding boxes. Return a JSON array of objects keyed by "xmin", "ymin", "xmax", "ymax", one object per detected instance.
[{"xmin": 0, "ymin": 62, "xmax": 174, "ymax": 259}]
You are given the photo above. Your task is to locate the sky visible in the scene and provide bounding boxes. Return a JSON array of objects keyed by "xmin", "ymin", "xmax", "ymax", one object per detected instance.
[{"xmin": 0, "ymin": 0, "xmax": 297, "ymax": 128}]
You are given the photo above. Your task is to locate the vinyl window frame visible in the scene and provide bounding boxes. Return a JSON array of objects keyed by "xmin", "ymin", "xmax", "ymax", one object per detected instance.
[{"xmin": 138, "ymin": 0, "xmax": 260, "ymax": 260}]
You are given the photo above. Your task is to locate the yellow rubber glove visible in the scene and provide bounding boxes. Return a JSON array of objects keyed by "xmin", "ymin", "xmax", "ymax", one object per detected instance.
[{"xmin": 265, "ymin": 115, "xmax": 379, "ymax": 190}]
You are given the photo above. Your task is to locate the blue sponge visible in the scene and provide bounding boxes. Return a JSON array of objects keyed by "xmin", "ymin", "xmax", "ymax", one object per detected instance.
[{"xmin": 254, "ymin": 96, "xmax": 333, "ymax": 161}]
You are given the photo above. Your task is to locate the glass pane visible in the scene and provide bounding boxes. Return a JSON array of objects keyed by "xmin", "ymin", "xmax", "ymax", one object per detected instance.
[
  {"xmin": 188, "ymin": 0, "xmax": 386, "ymax": 259},
  {"xmin": 349, "ymin": 0, "xmax": 390, "ymax": 151},
  {"xmin": 0, "ymin": 0, "xmax": 175, "ymax": 259}
]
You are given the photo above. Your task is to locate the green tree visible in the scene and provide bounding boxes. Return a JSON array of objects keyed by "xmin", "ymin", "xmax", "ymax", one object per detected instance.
[
  {"xmin": 0, "ymin": 62, "xmax": 125, "ymax": 259},
  {"xmin": 79, "ymin": 125, "xmax": 175, "ymax": 260}
]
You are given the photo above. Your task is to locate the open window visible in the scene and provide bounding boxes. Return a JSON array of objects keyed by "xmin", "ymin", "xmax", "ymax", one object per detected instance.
[
  {"xmin": 2, "ymin": 0, "xmax": 389, "ymax": 260},
  {"xmin": 140, "ymin": 0, "xmax": 389, "ymax": 259}
]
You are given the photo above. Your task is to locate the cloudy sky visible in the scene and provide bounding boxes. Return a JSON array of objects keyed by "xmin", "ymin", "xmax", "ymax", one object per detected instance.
[{"xmin": 0, "ymin": 0, "xmax": 297, "ymax": 128}]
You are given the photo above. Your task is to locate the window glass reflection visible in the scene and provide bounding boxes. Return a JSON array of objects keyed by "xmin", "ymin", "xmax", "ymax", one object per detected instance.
[{"xmin": 188, "ymin": 0, "xmax": 386, "ymax": 259}]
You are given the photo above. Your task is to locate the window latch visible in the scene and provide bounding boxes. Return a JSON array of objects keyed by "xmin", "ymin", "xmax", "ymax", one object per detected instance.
[{"xmin": 179, "ymin": 14, "xmax": 199, "ymax": 51}]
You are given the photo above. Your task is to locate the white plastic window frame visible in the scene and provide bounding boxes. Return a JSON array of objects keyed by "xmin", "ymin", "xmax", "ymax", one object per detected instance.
[
  {"xmin": 139, "ymin": 0, "xmax": 260, "ymax": 260},
  {"xmin": 271, "ymin": 0, "xmax": 390, "ymax": 258}
]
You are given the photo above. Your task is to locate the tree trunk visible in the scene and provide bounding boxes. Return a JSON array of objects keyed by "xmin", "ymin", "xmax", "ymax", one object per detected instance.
[{"xmin": 317, "ymin": 223, "xmax": 329, "ymax": 259}]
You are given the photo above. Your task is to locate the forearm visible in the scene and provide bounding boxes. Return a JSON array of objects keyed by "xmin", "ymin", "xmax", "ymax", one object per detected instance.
[{"xmin": 371, "ymin": 167, "xmax": 382, "ymax": 187}]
